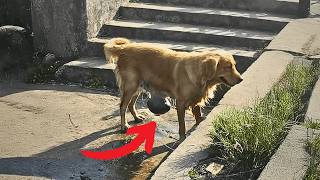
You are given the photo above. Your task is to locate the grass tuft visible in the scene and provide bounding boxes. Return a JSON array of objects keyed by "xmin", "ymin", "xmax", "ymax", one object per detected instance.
[
  {"xmin": 304, "ymin": 121, "xmax": 320, "ymax": 130},
  {"xmin": 305, "ymin": 134, "xmax": 320, "ymax": 180},
  {"xmin": 210, "ymin": 63, "xmax": 320, "ymax": 177},
  {"xmin": 188, "ymin": 169, "xmax": 200, "ymax": 179}
]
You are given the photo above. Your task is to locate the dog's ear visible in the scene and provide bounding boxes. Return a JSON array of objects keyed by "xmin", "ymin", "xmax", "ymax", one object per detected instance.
[{"xmin": 201, "ymin": 55, "xmax": 220, "ymax": 85}]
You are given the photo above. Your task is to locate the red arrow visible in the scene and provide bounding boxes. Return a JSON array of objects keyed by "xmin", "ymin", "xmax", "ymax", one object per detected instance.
[{"xmin": 80, "ymin": 121, "xmax": 157, "ymax": 160}]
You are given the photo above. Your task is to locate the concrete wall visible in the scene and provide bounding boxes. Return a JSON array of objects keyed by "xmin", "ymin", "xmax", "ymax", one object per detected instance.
[
  {"xmin": 86, "ymin": 0, "xmax": 127, "ymax": 39},
  {"xmin": 0, "ymin": 0, "xmax": 32, "ymax": 30},
  {"xmin": 31, "ymin": 0, "xmax": 128, "ymax": 59}
]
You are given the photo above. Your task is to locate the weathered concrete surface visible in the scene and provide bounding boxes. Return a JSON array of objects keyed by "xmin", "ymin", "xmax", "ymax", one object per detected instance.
[
  {"xmin": 138, "ymin": 0, "xmax": 300, "ymax": 16},
  {"xmin": 266, "ymin": 18, "xmax": 320, "ymax": 56},
  {"xmin": 0, "ymin": 81, "xmax": 195, "ymax": 179},
  {"xmin": 31, "ymin": 0, "xmax": 88, "ymax": 58},
  {"xmin": 151, "ymin": 50, "xmax": 294, "ymax": 179},
  {"xmin": 309, "ymin": 54, "xmax": 320, "ymax": 60},
  {"xmin": 0, "ymin": 26, "xmax": 33, "ymax": 72},
  {"xmin": 258, "ymin": 125, "xmax": 310, "ymax": 180},
  {"xmin": 119, "ymin": 3, "xmax": 293, "ymax": 33},
  {"xmin": 220, "ymin": 51, "xmax": 294, "ymax": 107},
  {"xmin": 305, "ymin": 76, "xmax": 320, "ymax": 121},
  {"xmin": 86, "ymin": 0, "xmax": 128, "ymax": 39},
  {"xmin": 100, "ymin": 20, "xmax": 274, "ymax": 50},
  {"xmin": 56, "ymin": 57, "xmax": 117, "ymax": 88},
  {"xmin": 31, "ymin": 0, "xmax": 128, "ymax": 58},
  {"xmin": 0, "ymin": 0, "xmax": 32, "ymax": 30},
  {"xmin": 310, "ymin": 0, "xmax": 320, "ymax": 18}
]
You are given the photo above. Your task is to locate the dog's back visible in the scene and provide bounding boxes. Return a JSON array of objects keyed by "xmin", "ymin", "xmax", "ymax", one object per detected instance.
[
  {"xmin": 105, "ymin": 38, "xmax": 183, "ymax": 96},
  {"xmin": 105, "ymin": 38, "xmax": 179, "ymax": 60}
]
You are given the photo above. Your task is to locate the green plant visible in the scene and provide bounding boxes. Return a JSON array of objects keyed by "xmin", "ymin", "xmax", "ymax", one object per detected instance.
[
  {"xmin": 188, "ymin": 169, "xmax": 200, "ymax": 179},
  {"xmin": 304, "ymin": 121, "xmax": 320, "ymax": 130},
  {"xmin": 305, "ymin": 134, "xmax": 320, "ymax": 180},
  {"xmin": 210, "ymin": 63, "xmax": 320, "ymax": 177},
  {"xmin": 25, "ymin": 52, "xmax": 63, "ymax": 83},
  {"xmin": 82, "ymin": 77, "xmax": 105, "ymax": 89}
]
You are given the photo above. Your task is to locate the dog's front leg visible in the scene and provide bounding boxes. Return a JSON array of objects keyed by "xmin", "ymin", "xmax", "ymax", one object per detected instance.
[{"xmin": 176, "ymin": 102, "xmax": 186, "ymax": 140}]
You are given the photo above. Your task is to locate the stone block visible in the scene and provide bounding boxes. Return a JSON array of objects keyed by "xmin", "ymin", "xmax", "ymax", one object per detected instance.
[
  {"xmin": 266, "ymin": 18, "xmax": 320, "ymax": 56},
  {"xmin": 305, "ymin": 77, "xmax": 320, "ymax": 121},
  {"xmin": 31, "ymin": 0, "xmax": 128, "ymax": 59},
  {"xmin": 258, "ymin": 125, "xmax": 310, "ymax": 180},
  {"xmin": 0, "ymin": 0, "xmax": 32, "ymax": 30},
  {"xmin": 0, "ymin": 25, "xmax": 33, "ymax": 72},
  {"xmin": 55, "ymin": 57, "xmax": 117, "ymax": 88}
]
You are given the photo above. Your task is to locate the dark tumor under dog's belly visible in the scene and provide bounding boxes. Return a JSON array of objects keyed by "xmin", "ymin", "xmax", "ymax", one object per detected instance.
[{"xmin": 141, "ymin": 81, "xmax": 174, "ymax": 115}]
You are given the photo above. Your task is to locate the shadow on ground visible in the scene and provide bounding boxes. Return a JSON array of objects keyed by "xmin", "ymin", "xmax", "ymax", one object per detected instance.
[{"xmin": 0, "ymin": 122, "xmax": 198, "ymax": 179}]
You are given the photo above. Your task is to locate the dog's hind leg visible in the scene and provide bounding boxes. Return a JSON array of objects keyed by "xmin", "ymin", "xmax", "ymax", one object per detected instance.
[
  {"xmin": 192, "ymin": 105, "xmax": 205, "ymax": 125},
  {"xmin": 119, "ymin": 76, "xmax": 139, "ymax": 133},
  {"xmin": 128, "ymin": 93, "xmax": 145, "ymax": 123}
]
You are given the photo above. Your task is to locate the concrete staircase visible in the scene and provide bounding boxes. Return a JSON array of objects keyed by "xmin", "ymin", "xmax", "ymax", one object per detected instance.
[{"xmin": 57, "ymin": 0, "xmax": 298, "ymax": 88}]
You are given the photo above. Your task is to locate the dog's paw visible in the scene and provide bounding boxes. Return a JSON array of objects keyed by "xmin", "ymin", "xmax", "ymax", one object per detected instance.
[
  {"xmin": 195, "ymin": 116, "xmax": 205, "ymax": 125},
  {"xmin": 134, "ymin": 114, "xmax": 145, "ymax": 123},
  {"xmin": 120, "ymin": 124, "xmax": 130, "ymax": 133},
  {"xmin": 179, "ymin": 134, "xmax": 187, "ymax": 141}
]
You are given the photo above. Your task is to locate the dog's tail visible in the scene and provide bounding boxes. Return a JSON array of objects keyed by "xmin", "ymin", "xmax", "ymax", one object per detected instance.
[{"xmin": 104, "ymin": 38, "xmax": 130, "ymax": 63}]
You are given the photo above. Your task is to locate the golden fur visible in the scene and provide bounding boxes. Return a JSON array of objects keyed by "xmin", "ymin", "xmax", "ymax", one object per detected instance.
[{"xmin": 104, "ymin": 38, "xmax": 243, "ymax": 139}]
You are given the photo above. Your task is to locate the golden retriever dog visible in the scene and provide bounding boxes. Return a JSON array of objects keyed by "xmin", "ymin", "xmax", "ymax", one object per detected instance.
[{"xmin": 104, "ymin": 38, "xmax": 243, "ymax": 139}]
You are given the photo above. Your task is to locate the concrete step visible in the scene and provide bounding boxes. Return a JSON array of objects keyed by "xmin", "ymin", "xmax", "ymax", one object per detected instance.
[
  {"xmin": 138, "ymin": 0, "xmax": 299, "ymax": 16},
  {"xmin": 86, "ymin": 37, "xmax": 257, "ymax": 63},
  {"xmin": 119, "ymin": 3, "xmax": 294, "ymax": 33},
  {"xmin": 56, "ymin": 57, "xmax": 117, "ymax": 88},
  {"xmin": 99, "ymin": 20, "xmax": 275, "ymax": 49}
]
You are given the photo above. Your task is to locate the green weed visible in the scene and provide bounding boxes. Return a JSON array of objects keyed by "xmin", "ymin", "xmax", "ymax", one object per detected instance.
[
  {"xmin": 210, "ymin": 63, "xmax": 320, "ymax": 177},
  {"xmin": 305, "ymin": 134, "xmax": 320, "ymax": 180}
]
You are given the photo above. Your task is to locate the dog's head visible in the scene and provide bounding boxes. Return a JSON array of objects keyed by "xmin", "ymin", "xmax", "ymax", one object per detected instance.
[{"xmin": 202, "ymin": 51, "xmax": 243, "ymax": 87}]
